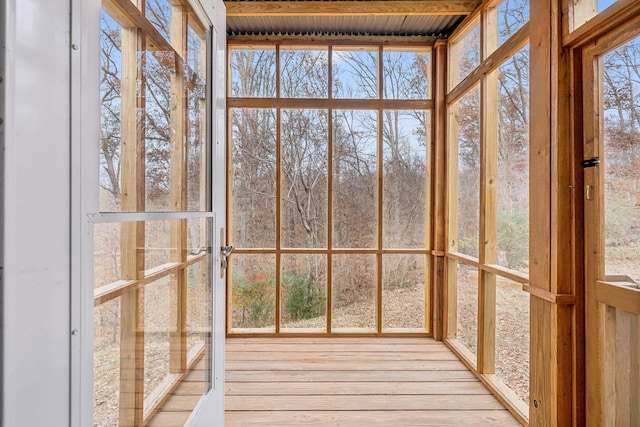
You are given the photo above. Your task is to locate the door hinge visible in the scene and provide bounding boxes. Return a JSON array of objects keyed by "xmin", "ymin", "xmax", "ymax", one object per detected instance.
[{"xmin": 581, "ymin": 158, "xmax": 600, "ymax": 168}]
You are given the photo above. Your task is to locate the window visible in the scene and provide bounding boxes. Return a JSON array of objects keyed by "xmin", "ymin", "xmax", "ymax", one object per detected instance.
[
  {"xmin": 449, "ymin": 18, "xmax": 481, "ymax": 90},
  {"xmin": 495, "ymin": 0, "xmax": 529, "ymax": 48},
  {"xmin": 446, "ymin": 1, "xmax": 531, "ymax": 418},
  {"xmin": 228, "ymin": 43, "xmax": 432, "ymax": 334}
]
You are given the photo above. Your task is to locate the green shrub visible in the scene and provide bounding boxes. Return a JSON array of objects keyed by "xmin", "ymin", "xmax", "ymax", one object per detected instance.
[
  {"xmin": 282, "ymin": 275, "xmax": 326, "ymax": 322},
  {"xmin": 497, "ymin": 210, "xmax": 529, "ymax": 269},
  {"xmin": 232, "ymin": 272, "xmax": 275, "ymax": 328}
]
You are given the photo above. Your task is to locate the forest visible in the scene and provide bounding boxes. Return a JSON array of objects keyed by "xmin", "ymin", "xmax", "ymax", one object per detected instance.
[{"xmin": 229, "ymin": 45, "xmax": 431, "ymax": 330}]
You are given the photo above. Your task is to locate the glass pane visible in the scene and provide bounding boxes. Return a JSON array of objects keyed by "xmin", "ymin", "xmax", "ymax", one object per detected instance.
[
  {"xmin": 186, "ymin": 217, "xmax": 212, "ymax": 365},
  {"xmin": 383, "ymin": 110, "xmax": 429, "ymax": 248},
  {"xmin": 94, "ymin": 222, "xmax": 122, "ymax": 289},
  {"xmin": 495, "ymin": 275, "xmax": 530, "ymax": 404},
  {"xmin": 144, "ymin": 277, "xmax": 172, "ymax": 408},
  {"xmin": 186, "ymin": 25, "xmax": 208, "ymax": 211},
  {"xmin": 231, "ymin": 108, "xmax": 277, "ymax": 248},
  {"xmin": 100, "ymin": 10, "xmax": 209, "ymax": 214},
  {"xmin": 94, "ymin": 297, "xmax": 121, "ymax": 427},
  {"xmin": 332, "ymin": 254, "xmax": 377, "ymax": 331},
  {"xmin": 99, "ymin": 11, "xmax": 123, "ymax": 212},
  {"xmin": 230, "ymin": 254, "xmax": 276, "ymax": 331},
  {"xmin": 602, "ymin": 36, "xmax": 640, "ymax": 283},
  {"xmin": 449, "ymin": 22, "xmax": 481, "ymax": 90},
  {"xmin": 95, "ymin": 219, "xmax": 194, "ymax": 291},
  {"xmin": 332, "ymin": 110, "xmax": 378, "ymax": 248},
  {"xmin": 456, "ymin": 262, "xmax": 478, "ymax": 358},
  {"xmin": 145, "ymin": 220, "xmax": 171, "ymax": 271},
  {"xmin": 186, "ymin": 217, "xmax": 209, "ymax": 258},
  {"xmin": 93, "ymin": 217, "xmax": 213, "ymax": 423},
  {"xmin": 497, "ymin": 46, "xmax": 530, "ymax": 272},
  {"xmin": 383, "ymin": 48, "xmax": 430, "ymax": 100},
  {"xmin": 452, "ymin": 86, "xmax": 481, "ymax": 258},
  {"xmin": 497, "ymin": 0, "xmax": 530, "ymax": 47},
  {"xmin": 146, "ymin": 0, "xmax": 172, "ymax": 41},
  {"xmin": 332, "ymin": 47, "xmax": 378, "ymax": 99},
  {"xmin": 281, "ymin": 254, "xmax": 327, "ymax": 330},
  {"xmin": 281, "ymin": 109, "xmax": 328, "ymax": 248},
  {"xmin": 230, "ymin": 48, "xmax": 277, "ymax": 98},
  {"xmin": 186, "ymin": 261, "xmax": 210, "ymax": 363},
  {"xmin": 281, "ymin": 48, "xmax": 329, "ymax": 98},
  {"xmin": 145, "ymin": 50, "xmax": 175, "ymax": 211},
  {"xmin": 382, "ymin": 254, "xmax": 427, "ymax": 330}
]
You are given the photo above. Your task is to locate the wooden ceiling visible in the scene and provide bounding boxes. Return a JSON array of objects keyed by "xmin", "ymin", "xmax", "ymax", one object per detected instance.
[{"xmin": 225, "ymin": 0, "xmax": 481, "ymax": 38}]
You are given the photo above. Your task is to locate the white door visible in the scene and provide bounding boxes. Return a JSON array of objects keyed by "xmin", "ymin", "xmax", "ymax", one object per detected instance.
[
  {"xmin": 187, "ymin": 7, "xmax": 228, "ymax": 426},
  {"xmin": 78, "ymin": 0, "xmax": 226, "ymax": 425}
]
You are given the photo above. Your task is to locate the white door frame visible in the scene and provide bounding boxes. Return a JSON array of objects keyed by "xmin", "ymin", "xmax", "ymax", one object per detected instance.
[{"xmin": 187, "ymin": 2, "xmax": 227, "ymax": 425}]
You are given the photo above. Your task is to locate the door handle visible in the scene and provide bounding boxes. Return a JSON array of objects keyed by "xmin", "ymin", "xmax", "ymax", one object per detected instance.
[{"xmin": 220, "ymin": 245, "xmax": 234, "ymax": 275}]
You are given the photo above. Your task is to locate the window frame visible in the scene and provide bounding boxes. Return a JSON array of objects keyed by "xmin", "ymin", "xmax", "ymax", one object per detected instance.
[{"xmin": 227, "ymin": 41, "xmax": 435, "ymax": 335}]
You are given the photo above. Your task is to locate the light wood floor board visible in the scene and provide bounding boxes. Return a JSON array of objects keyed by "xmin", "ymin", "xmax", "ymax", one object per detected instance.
[
  {"xmin": 226, "ymin": 381, "xmax": 491, "ymax": 395},
  {"xmin": 226, "ymin": 359, "xmax": 466, "ymax": 371},
  {"xmin": 226, "ymin": 350, "xmax": 459, "ymax": 361},
  {"xmin": 226, "ymin": 394, "xmax": 509, "ymax": 411},
  {"xmin": 226, "ymin": 410, "xmax": 522, "ymax": 426},
  {"xmin": 147, "ymin": 337, "xmax": 523, "ymax": 426},
  {"xmin": 226, "ymin": 369, "xmax": 477, "ymax": 382},
  {"xmin": 226, "ymin": 343, "xmax": 449, "ymax": 353}
]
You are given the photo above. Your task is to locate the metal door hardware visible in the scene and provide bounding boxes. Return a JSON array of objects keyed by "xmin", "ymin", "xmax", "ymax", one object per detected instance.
[
  {"xmin": 220, "ymin": 245, "xmax": 234, "ymax": 273},
  {"xmin": 581, "ymin": 158, "xmax": 600, "ymax": 168},
  {"xmin": 221, "ymin": 245, "xmax": 234, "ymax": 257}
]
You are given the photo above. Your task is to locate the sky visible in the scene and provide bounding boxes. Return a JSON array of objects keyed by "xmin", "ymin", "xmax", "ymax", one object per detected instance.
[{"xmin": 599, "ymin": 0, "xmax": 618, "ymax": 13}]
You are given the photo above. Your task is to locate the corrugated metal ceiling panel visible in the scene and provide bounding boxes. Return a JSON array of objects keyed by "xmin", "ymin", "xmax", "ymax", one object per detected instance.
[{"xmin": 226, "ymin": 4, "xmax": 467, "ymax": 37}]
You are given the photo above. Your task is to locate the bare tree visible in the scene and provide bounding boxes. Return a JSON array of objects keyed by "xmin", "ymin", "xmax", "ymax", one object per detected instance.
[{"xmin": 100, "ymin": 14, "xmax": 123, "ymax": 206}]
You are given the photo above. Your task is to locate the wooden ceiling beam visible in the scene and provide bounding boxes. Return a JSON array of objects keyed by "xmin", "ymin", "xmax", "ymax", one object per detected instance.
[{"xmin": 225, "ymin": 1, "xmax": 480, "ymax": 17}]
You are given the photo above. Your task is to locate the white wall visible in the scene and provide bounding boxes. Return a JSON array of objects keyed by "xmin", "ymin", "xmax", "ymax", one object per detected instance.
[{"xmin": 3, "ymin": 0, "xmax": 73, "ymax": 425}]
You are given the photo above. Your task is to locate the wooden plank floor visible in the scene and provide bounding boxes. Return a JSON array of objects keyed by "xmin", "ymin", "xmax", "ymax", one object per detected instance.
[{"xmin": 149, "ymin": 337, "xmax": 523, "ymax": 426}]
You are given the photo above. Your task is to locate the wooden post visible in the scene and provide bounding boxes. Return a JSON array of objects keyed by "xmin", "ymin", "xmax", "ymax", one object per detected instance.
[
  {"xmin": 226, "ymin": 98, "xmax": 234, "ymax": 333},
  {"xmin": 432, "ymin": 39, "xmax": 447, "ymax": 340},
  {"xmin": 198, "ymin": 23, "xmax": 209, "ymax": 348},
  {"xmin": 377, "ymin": 48, "xmax": 384, "ymax": 333},
  {"xmin": 478, "ymin": 5, "xmax": 498, "ymax": 375},
  {"xmin": 445, "ymin": 91, "xmax": 460, "ymax": 341},
  {"xmin": 424, "ymin": 109, "xmax": 432, "ymax": 334},
  {"xmin": 326, "ymin": 80, "xmax": 333, "ymax": 334},
  {"xmin": 119, "ymin": 22, "xmax": 146, "ymax": 427},
  {"xmin": 169, "ymin": 4, "xmax": 188, "ymax": 374},
  {"xmin": 529, "ymin": 0, "xmax": 576, "ymax": 425}
]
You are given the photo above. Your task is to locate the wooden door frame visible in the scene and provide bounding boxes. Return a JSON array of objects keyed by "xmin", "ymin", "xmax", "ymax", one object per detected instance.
[
  {"xmin": 527, "ymin": 1, "xmax": 640, "ymax": 425},
  {"xmin": 578, "ymin": 15, "xmax": 640, "ymax": 426}
]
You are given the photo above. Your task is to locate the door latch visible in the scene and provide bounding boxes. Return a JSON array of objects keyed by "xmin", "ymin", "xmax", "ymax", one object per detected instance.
[
  {"xmin": 221, "ymin": 245, "xmax": 234, "ymax": 257},
  {"xmin": 581, "ymin": 158, "xmax": 600, "ymax": 168},
  {"xmin": 220, "ymin": 245, "xmax": 234, "ymax": 272}
]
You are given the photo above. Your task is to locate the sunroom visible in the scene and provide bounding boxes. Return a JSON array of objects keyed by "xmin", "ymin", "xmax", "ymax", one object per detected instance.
[{"xmin": 2, "ymin": 0, "xmax": 639, "ymax": 426}]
